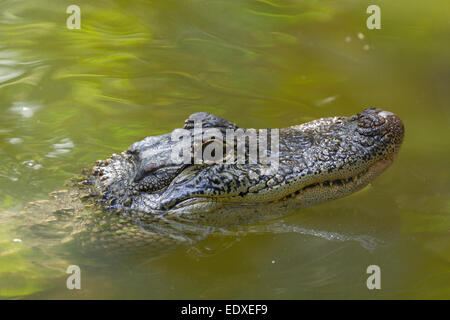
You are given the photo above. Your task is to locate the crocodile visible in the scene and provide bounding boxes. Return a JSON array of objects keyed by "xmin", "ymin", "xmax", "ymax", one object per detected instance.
[{"xmin": 13, "ymin": 107, "xmax": 404, "ymax": 256}]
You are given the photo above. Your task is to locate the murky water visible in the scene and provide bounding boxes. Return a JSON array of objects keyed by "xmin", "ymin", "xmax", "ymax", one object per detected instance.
[{"xmin": 0, "ymin": 0, "xmax": 449, "ymax": 299}]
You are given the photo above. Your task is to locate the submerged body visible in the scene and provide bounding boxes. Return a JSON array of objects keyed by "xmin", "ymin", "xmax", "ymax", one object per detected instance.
[{"xmin": 19, "ymin": 108, "xmax": 404, "ymax": 254}]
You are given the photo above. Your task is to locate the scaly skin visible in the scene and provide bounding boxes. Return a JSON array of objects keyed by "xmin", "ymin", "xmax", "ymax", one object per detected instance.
[{"xmin": 20, "ymin": 108, "xmax": 404, "ymax": 255}]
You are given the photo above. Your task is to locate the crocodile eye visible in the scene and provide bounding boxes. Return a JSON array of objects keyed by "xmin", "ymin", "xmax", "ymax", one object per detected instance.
[
  {"xmin": 201, "ymin": 138, "xmax": 234, "ymax": 164},
  {"xmin": 202, "ymin": 139, "xmax": 223, "ymax": 164}
]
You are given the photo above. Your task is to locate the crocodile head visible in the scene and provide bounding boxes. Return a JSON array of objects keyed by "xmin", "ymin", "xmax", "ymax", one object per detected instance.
[{"xmin": 89, "ymin": 108, "xmax": 404, "ymax": 225}]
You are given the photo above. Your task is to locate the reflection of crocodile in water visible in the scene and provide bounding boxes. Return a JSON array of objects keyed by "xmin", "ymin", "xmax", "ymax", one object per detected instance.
[{"xmin": 16, "ymin": 108, "xmax": 404, "ymax": 255}]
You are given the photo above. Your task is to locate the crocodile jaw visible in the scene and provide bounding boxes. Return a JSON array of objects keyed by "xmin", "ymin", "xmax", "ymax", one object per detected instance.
[{"xmin": 89, "ymin": 108, "xmax": 404, "ymax": 221}]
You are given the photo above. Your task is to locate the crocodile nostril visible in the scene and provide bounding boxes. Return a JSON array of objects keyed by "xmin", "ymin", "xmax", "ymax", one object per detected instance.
[
  {"xmin": 375, "ymin": 110, "xmax": 403, "ymax": 135},
  {"xmin": 386, "ymin": 113, "xmax": 405, "ymax": 143},
  {"xmin": 358, "ymin": 113, "xmax": 385, "ymax": 129},
  {"xmin": 378, "ymin": 110, "xmax": 394, "ymax": 118}
]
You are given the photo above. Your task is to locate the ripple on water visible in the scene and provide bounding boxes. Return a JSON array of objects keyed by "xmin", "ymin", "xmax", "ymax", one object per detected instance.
[
  {"xmin": 240, "ymin": 221, "xmax": 383, "ymax": 251},
  {"xmin": 9, "ymin": 102, "xmax": 40, "ymax": 118},
  {"xmin": 46, "ymin": 138, "xmax": 75, "ymax": 158},
  {"xmin": 21, "ymin": 160, "xmax": 42, "ymax": 170},
  {"xmin": 8, "ymin": 138, "xmax": 23, "ymax": 145},
  {"xmin": 0, "ymin": 67, "xmax": 24, "ymax": 83}
]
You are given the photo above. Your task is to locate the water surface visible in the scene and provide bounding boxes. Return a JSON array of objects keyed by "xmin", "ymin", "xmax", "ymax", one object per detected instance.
[{"xmin": 0, "ymin": 0, "xmax": 449, "ymax": 299}]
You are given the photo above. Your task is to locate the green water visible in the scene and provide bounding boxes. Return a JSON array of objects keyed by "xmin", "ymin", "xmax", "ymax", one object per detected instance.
[{"xmin": 0, "ymin": 0, "xmax": 449, "ymax": 299}]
